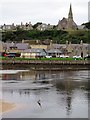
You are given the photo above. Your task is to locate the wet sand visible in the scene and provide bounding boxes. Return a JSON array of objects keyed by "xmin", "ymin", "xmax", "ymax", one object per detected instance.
[{"xmin": 0, "ymin": 100, "xmax": 15, "ymax": 113}]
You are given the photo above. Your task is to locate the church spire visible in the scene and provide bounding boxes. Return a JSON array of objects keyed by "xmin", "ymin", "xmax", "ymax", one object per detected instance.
[
  {"xmin": 67, "ymin": 3, "xmax": 74, "ymax": 29},
  {"xmin": 68, "ymin": 3, "xmax": 73, "ymax": 19}
]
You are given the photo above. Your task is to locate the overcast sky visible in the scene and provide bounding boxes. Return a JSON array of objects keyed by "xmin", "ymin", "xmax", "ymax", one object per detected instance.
[{"xmin": 0, "ymin": 0, "xmax": 89, "ymax": 25}]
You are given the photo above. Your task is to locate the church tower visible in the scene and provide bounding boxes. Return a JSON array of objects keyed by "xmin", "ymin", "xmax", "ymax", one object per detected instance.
[
  {"xmin": 67, "ymin": 4, "xmax": 74, "ymax": 29},
  {"xmin": 57, "ymin": 3, "xmax": 77, "ymax": 30}
]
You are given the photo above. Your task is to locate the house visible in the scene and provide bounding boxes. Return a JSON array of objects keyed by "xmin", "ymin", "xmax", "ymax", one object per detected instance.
[
  {"xmin": 49, "ymin": 41, "xmax": 89, "ymax": 58},
  {"xmin": 1, "ymin": 22, "xmax": 33, "ymax": 31},
  {"xmin": 21, "ymin": 48, "xmax": 46, "ymax": 58},
  {"xmin": 71, "ymin": 43, "xmax": 89, "ymax": 58},
  {"xmin": 78, "ymin": 25, "xmax": 86, "ymax": 30},
  {"xmin": 4, "ymin": 42, "xmax": 30, "ymax": 53},
  {"xmin": 46, "ymin": 49, "xmax": 63, "ymax": 57},
  {"xmin": 36, "ymin": 23, "xmax": 53, "ymax": 31},
  {"xmin": 19, "ymin": 22, "xmax": 33, "ymax": 30},
  {"xmin": 65, "ymin": 41, "xmax": 89, "ymax": 57},
  {"xmin": 22, "ymin": 39, "xmax": 49, "ymax": 49},
  {"xmin": 1, "ymin": 23, "xmax": 15, "ymax": 31},
  {"xmin": 0, "ymin": 41, "xmax": 5, "ymax": 53},
  {"xmin": 30, "ymin": 45, "xmax": 48, "ymax": 50}
]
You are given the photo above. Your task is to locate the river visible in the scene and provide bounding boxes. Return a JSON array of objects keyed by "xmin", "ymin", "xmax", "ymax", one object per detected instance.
[{"xmin": 0, "ymin": 70, "xmax": 89, "ymax": 118}]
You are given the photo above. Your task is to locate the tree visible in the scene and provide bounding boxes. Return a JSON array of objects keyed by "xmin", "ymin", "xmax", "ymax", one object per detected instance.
[
  {"xmin": 2, "ymin": 29, "xmax": 89, "ymax": 44},
  {"xmin": 82, "ymin": 22, "xmax": 90, "ymax": 29},
  {"xmin": 33, "ymin": 22, "xmax": 42, "ymax": 29}
]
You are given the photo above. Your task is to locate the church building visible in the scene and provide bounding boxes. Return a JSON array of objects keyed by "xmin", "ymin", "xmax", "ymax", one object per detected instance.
[{"xmin": 57, "ymin": 4, "xmax": 78, "ymax": 30}]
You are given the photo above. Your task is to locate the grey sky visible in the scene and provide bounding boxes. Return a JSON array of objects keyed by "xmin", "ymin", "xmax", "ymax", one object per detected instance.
[{"xmin": 0, "ymin": 0, "xmax": 89, "ymax": 25}]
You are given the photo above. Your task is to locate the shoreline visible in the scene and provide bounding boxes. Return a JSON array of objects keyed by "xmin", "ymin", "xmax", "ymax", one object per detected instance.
[
  {"xmin": 1, "ymin": 59, "xmax": 89, "ymax": 65},
  {"xmin": 1, "ymin": 60, "xmax": 90, "ymax": 70}
]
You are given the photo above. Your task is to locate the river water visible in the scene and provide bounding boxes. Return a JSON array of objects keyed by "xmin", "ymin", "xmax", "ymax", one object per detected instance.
[{"xmin": 0, "ymin": 70, "xmax": 89, "ymax": 118}]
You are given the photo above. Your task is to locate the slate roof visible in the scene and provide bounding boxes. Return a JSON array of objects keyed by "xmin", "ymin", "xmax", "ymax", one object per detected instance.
[
  {"xmin": 52, "ymin": 44, "xmax": 66, "ymax": 49},
  {"xmin": 23, "ymin": 48, "xmax": 44, "ymax": 52},
  {"xmin": 53, "ymin": 43, "xmax": 88, "ymax": 48},
  {"xmin": 5, "ymin": 43, "xmax": 29, "ymax": 50},
  {"xmin": 22, "ymin": 48, "xmax": 46, "ymax": 56},
  {"xmin": 47, "ymin": 49, "xmax": 63, "ymax": 54}
]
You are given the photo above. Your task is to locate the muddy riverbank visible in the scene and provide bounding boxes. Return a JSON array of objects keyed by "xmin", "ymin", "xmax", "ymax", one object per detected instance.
[{"xmin": 1, "ymin": 60, "xmax": 90, "ymax": 70}]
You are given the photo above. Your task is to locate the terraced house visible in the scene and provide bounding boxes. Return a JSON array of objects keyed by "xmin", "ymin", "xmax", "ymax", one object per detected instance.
[{"xmin": 1, "ymin": 40, "xmax": 89, "ymax": 58}]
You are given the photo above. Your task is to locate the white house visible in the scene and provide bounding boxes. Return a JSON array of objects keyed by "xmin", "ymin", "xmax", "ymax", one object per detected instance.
[{"xmin": 21, "ymin": 48, "xmax": 46, "ymax": 58}]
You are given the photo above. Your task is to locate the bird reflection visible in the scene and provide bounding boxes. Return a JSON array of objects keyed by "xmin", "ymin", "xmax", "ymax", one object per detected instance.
[{"xmin": 37, "ymin": 99, "xmax": 42, "ymax": 107}]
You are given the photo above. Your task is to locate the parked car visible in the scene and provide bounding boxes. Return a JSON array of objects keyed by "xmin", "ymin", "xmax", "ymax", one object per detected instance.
[
  {"xmin": 6, "ymin": 53, "xmax": 16, "ymax": 58},
  {"xmin": 73, "ymin": 56, "xmax": 81, "ymax": 58},
  {"xmin": 84, "ymin": 55, "xmax": 90, "ymax": 60},
  {"xmin": 59, "ymin": 55, "xmax": 69, "ymax": 58},
  {"xmin": 45, "ymin": 55, "xmax": 52, "ymax": 58}
]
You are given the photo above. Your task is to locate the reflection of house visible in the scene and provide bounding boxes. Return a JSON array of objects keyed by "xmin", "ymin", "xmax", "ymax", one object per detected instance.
[
  {"xmin": 2, "ymin": 73, "xmax": 20, "ymax": 80},
  {"xmin": 19, "ymin": 71, "xmax": 37, "ymax": 80},
  {"xmin": 21, "ymin": 48, "xmax": 46, "ymax": 58}
]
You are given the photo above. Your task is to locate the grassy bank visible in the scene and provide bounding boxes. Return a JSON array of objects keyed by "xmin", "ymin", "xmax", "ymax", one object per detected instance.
[{"xmin": 0, "ymin": 57, "xmax": 85, "ymax": 61}]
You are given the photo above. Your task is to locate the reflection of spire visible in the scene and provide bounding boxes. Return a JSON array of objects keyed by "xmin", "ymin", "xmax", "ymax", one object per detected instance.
[
  {"xmin": 65, "ymin": 79, "xmax": 73, "ymax": 116},
  {"xmin": 66, "ymin": 93, "xmax": 72, "ymax": 116}
]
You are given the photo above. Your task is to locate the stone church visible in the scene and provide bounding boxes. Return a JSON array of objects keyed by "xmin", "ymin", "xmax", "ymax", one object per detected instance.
[{"xmin": 57, "ymin": 4, "xmax": 78, "ymax": 30}]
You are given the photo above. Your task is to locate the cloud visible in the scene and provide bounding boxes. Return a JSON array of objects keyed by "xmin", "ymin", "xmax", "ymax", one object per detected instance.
[
  {"xmin": 88, "ymin": 1, "xmax": 90, "ymax": 21},
  {"xmin": 0, "ymin": 0, "xmax": 89, "ymax": 25}
]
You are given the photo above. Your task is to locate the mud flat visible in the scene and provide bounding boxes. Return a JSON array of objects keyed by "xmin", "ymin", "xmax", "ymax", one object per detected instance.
[{"xmin": 0, "ymin": 100, "xmax": 15, "ymax": 113}]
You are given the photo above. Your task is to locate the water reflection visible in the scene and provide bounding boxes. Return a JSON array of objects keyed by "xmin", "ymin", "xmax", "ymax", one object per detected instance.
[{"xmin": 1, "ymin": 70, "xmax": 89, "ymax": 118}]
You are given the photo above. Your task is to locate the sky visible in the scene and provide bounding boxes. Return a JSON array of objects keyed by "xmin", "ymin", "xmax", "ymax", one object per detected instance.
[{"xmin": 0, "ymin": 0, "xmax": 89, "ymax": 25}]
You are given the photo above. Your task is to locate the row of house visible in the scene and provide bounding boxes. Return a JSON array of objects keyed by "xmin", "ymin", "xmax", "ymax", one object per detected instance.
[
  {"xmin": 0, "ymin": 21, "xmax": 86, "ymax": 32},
  {"xmin": 0, "ymin": 22, "xmax": 33, "ymax": 31},
  {"xmin": 0, "ymin": 22, "xmax": 55, "ymax": 31},
  {"xmin": 0, "ymin": 40, "xmax": 89, "ymax": 58}
]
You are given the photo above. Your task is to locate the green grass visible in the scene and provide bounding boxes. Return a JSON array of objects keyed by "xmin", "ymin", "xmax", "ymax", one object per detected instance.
[
  {"xmin": 0, "ymin": 57, "xmax": 84, "ymax": 61},
  {"xmin": 84, "ymin": 58, "xmax": 90, "ymax": 60},
  {"xmin": 0, "ymin": 57, "xmax": 8, "ymax": 60},
  {"xmin": 40, "ymin": 57, "xmax": 74, "ymax": 61},
  {"xmin": 0, "ymin": 57, "xmax": 36, "ymax": 60}
]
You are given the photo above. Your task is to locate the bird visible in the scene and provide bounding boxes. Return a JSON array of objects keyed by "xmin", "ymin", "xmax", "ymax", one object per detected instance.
[{"xmin": 37, "ymin": 99, "xmax": 41, "ymax": 107}]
